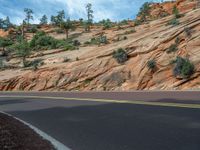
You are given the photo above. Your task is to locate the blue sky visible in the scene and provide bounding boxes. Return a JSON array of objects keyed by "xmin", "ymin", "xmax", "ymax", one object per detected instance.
[{"xmin": 0, "ymin": 0, "xmax": 166, "ymax": 24}]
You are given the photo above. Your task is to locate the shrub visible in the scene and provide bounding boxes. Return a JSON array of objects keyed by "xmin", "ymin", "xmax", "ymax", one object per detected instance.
[
  {"xmin": 15, "ymin": 40, "xmax": 31, "ymax": 67},
  {"xmin": 63, "ymin": 57, "xmax": 70, "ymax": 62},
  {"xmin": 167, "ymin": 18, "xmax": 179, "ymax": 26},
  {"xmin": 137, "ymin": 2, "xmax": 151, "ymax": 23},
  {"xmin": 125, "ymin": 29, "xmax": 136, "ymax": 34},
  {"xmin": 118, "ymin": 20, "xmax": 129, "ymax": 25},
  {"xmin": 123, "ymin": 36, "xmax": 128, "ymax": 40},
  {"xmin": 175, "ymin": 37, "xmax": 181, "ymax": 45},
  {"xmin": 28, "ymin": 25, "xmax": 38, "ymax": 33},
  {"xmin": 84, "ymin": 41, "xmax": 90, "ymax": 45},
  {"xmin": 26, "ymin": 59, "xmax": 43, "ymax": 70},
  {"xmin": 172, "ymin": 6, "xmax": 182, "ymax": 19},
  {"xmin": 85, "ymin": 35, "xmax": 108, "ymax": 45},
  {"xmin": 147, "ymin": 59, "xmax": 156, "ymax": 69},
  {"xmin": 0, "ymin": 37, "xmax": 13, "ymax": 56},
  {"xmin": 30, "ymin": 31, "xmax": 58, "ymax": 50},
  {"xmin": 173, "ymin": 57, "xmax": 194, "ymax": 78},
  {"xmin": 99, "ymin": 35, "xmax": 108, "ymax": 44},
  {"xmin": 134, "ymin": 19, "xmax": 142, "ymax": 26},
  {"xmin": 113, "ymin": 48, "xmax": 128, "ymax": 64},
  {"xmin": 64, "ymin": 44, "xmax": 76, "ymax": 50},
  {"xmin": 73, "ymin": 40, "xmax": 81, "ymax": 46},
  {"xmin": 167, "ymin": 44, "xmax": 178, "ymax": 53},
  {"xmin": 184, "ymin": 27, "xmax": 192, "ymax": 38},
  {"xmin": 101, "ymin": 19, "xmax": 113, "ymax": 30}
]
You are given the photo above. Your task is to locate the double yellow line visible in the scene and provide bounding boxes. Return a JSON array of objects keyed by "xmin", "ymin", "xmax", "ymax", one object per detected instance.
[{"xmin": 0, "ymin": 95, "xmax": 200, "ymax": 109}]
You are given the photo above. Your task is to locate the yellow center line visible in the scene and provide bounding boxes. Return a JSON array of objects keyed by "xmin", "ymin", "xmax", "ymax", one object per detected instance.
[{"xmin": 0, "ymin": 95, "xmax": 200, "ymax": 109}]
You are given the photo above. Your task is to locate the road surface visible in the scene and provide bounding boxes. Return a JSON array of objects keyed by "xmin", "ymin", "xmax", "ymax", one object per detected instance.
[{"xmin": 0, "ymin": 91, "xmax": 200, "ymax": 150}]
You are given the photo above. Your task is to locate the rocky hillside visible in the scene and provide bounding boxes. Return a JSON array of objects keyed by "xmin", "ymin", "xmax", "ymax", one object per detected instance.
[{"xmin": 0, "ymin": 0, "xmax": 200, "ymax": 91}]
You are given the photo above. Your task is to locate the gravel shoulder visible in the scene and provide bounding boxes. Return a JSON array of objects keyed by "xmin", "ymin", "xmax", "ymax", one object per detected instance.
[{"xmin": 0, "ymin": 112, "xmax": 55, "ymax": 150}]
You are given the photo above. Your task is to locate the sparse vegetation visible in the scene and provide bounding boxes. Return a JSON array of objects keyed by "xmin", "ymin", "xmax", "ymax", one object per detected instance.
[
  {"xmin": 51, "ymin": 10, "xmax": 65, "ymax": 27},
  {"xmin": 167, "ymin": 18, "xmax": 180, "ymax": 26},
  {"xmin": 30, "ymin": 31, "xmax": 57, "ymax": 50},
  {"xmin": 147, "ymin": 59, "xmax": 156, "ymax": 70},
  {"xmin": 137, "ymin": 2, "xmax": 151, "ymax": 23},
  {"xmin": 61, "ymin": 18, "xmax": 75, "ymax": 39},
  {"xmin": 113, "ymin": 48, "xmax": 128, "ymax": 64},
  {"xmin": 184, "ymin": 27, "xmax": 192, "ymax": 38},
  {"xmin": 124, "ymin": 29, "xmax": 136, "ymax": 35},
  {"xmin": 172, "ymin": 6, "xmax": 182, "ymax": 19},
  {"xmin": 173, "ymin": 57, "xmax": 195, "ymax": 78},
  {"xmin": 85, "ymin": 35, "xmax": 108, "ymax": 46},
  {"xmin": 167, "ymin": 43, "xmax": 178, "ymax": 54},
  {"xmin": 167, "ymin": 6, "xmax": 183, "ymax": 27},
  {"xmin": 15, "ymin": 40, "xmax": 31, "ymax": 67},
  {"xmin": 24, "ymin": 8, "xmax": 34, "ymax": 25},
  {"xmin": 0, "ymin": 16, "xmax": 12, "ymax": 30},
  {"xmin": 40, "ymin": 15, "xmax": 48, "ymax": 25},
  {"xmin": 101, "ymin": 19, "xmax": 113, "ymax": 30},
  {"xmin": 0, "ymin": 37, "xmax": 13, "ymax": 56}
]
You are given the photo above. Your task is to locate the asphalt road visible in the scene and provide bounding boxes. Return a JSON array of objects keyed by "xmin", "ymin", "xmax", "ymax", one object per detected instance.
[{"xmin": 0, "ymin": 91, "xmax": 200, "ymax": 150}]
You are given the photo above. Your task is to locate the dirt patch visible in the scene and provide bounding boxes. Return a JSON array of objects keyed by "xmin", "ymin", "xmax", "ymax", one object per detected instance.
[{"xmin": 0, "ymin": 113, "xmax": 55, "ymax": 150}]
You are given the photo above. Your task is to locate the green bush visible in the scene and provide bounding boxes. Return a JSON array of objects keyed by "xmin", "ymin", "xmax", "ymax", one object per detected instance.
[
  {"xmin": 28, "ymin": 25, "xmax": 38, "ymax": 33},
  {"xmin": 0, "ymin": 37, "xmax": 13, "ymax": 56},
  {"xmin": 173, "ymin": 57, "xmax": 194, "ymax": 78},
  {"xmin": 147, "ymin": 59, "xmax": 156, "ymax": 70},
  {"xmin": 167, "ymin": 18, "xmax": 180, "ymax": 26},
  {"xmin": 85, "ymin": 35, "xmax": 108, "ymax": 45},
  {"xmin": 118, "ymin": 20, "xmax": 129, "ymax": 25},
  {"xmin": 64, "ymin": 44, "xmax": 76, "ymax": 51},
  {"xmin": 30, "ymin": 31, "xmax": 57, "ymax": 50},
  {"xmin": 172, "ymin": 6, "xmax": 183, "ymax": 19},
  {"xmin": 99, "ymin": 35, "xmax": 108, "ymax": 44},
  {"xmin": 175, "ymin": 37, "xmax": 181, "ymax": 45},
  {"xmin": 167, "ymin": 44, "xmax": 178, "ymax": 54},
  {"xmin": 15, "ymin": 40, "xmax": 31, "ymax": 67},
  {"xmin": 184, "ymin": 27, "xmax": 192, "ymax": 38},
  {"xmin": 101, "ymin": 19, "xmax": 113, "ymax": 30},
  {"xmin": 124, "ymin": 29, "xmax": 136, "ymax": 34},
  {"xmin": 134, "ymin": 19, "xmax": 142, "ymax": 26},
  {"xmin": 137, "ymin": 2, "xmax": 151, "ymax": 23},
  {"xmin": 113, "ymin": 48, "xmax": 128, "ymax": 64},
  {"xmin": 73, "ymin": 40, "xmax": 81, "ymax": 46}
]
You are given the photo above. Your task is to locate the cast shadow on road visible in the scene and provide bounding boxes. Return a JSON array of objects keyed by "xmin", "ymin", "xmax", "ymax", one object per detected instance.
[
  {"xmin": 152, "ymin": 99, "xmax": 200, "ymax": 104},
  {"xmin": 0, "ymin": 99, "xmax": 28, "ymax": 106}
]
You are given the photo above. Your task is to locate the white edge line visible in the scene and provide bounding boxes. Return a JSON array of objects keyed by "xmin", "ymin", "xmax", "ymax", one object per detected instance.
[{"xmin": 0, "ymin": 111, "xmax": 71, "ymax": 150}]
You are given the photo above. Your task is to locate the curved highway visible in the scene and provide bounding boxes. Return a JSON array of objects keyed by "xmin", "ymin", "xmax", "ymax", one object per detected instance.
[{"xmin": 0, "ymin": 91, "xmax": 200, "ymax": 150}]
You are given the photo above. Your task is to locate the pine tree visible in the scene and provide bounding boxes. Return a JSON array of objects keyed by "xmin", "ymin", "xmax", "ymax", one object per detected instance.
[
  {"xmin": 40, "ymin": 15, "xmax": 48, "ymax": 25},
  {"xmin": 24, "ymin": 8, "xmax": 34, "ymax": 25},
  {"xmin": 85, "ymin": 3, "xmax": 93, "ymax": 31}
]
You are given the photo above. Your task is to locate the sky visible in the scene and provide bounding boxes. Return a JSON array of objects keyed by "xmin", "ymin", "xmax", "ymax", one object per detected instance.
[{"xmin": 0, "ymin": 0, "xmax": 167, "ymax": 24}]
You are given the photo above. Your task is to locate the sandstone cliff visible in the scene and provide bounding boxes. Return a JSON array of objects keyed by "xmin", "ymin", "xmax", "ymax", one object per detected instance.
[{"xmin": 0, "ymin": 0, "xmax": 200, "ymax": 91}]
